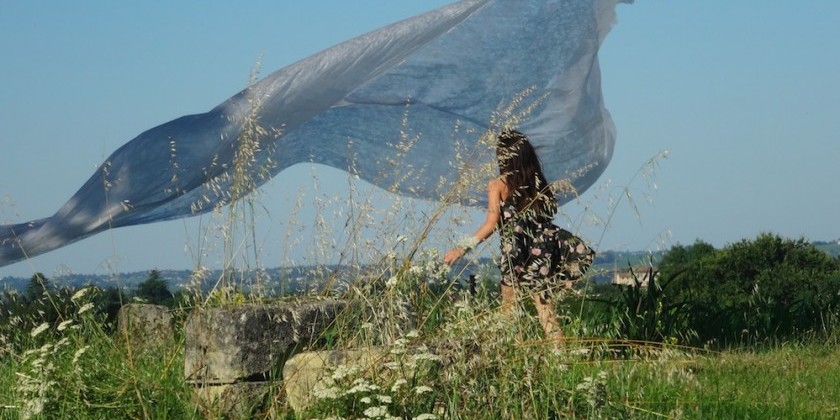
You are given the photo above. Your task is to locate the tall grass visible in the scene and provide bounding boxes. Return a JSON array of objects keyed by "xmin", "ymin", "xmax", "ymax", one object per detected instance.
[
  {"xmin": 0, "ymin": 287, "xmax": 193, "ymax": 418},
  {"xmin": 3, "ymin": 280, "xmax": 838, "ymax": 418}
]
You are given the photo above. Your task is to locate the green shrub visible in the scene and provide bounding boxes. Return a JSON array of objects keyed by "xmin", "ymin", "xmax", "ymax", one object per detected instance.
[{"xmin": 658, "ymin": 234, "xmax": 840, "ymax": 347}]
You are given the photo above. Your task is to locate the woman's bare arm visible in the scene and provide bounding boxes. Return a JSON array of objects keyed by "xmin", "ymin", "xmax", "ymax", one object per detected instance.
[{"xmin": 444, "ymin": 179, "xmax": 505, "ymax": 265}]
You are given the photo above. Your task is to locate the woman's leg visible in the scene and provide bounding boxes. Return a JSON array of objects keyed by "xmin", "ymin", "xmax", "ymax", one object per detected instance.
[
  {"xmin": 532, "ymin": 294, "xmax": 564, "ymax": 341},
  {"xmin": 500, "ymin": 283, "xmax": 516, "ymax": 315}
]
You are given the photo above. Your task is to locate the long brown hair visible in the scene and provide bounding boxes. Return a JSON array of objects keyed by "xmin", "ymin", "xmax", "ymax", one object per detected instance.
[{"xmin": 496, "ymin": 129, "xmax": 556, "ymax": 216}]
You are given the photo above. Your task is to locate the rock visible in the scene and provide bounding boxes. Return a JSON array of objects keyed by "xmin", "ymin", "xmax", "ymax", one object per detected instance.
[
  {"xmin": 193, "ymin": 381, "xmax": 278, "ymax": 418},
  {"xmin": 282, "ymin": 343, "xmax": 448, "ymax": 413},
  {"xmin": 184, "ymin": 299, "xmax": 346, "ymax": 385},
  {"xmin": 116, "ymin": 303, "xmax": 174, "ymax": 351},
  {"xmin": 282, "ymin": 348, "xmax": 389, "ymax": 413}
]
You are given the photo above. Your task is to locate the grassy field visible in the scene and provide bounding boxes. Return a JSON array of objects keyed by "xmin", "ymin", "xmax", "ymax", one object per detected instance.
[
  {"xmin": 613, "ymin": 343, "xmax": 840, "ymax": 419},
  {"xmin": 2, "ymin": 277, "xmax": 838, "ymax": 419}
]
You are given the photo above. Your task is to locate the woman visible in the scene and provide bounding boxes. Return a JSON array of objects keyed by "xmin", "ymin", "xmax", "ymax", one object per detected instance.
[{"xmin": 444, "ymin": 129, "xmax": 594, "ymax": 340}]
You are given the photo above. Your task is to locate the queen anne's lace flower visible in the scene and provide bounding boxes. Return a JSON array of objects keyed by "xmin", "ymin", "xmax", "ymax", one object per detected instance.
[
  {"xmin": 363, "ymin": 405, "xmax": 390, "ymax": 418},
  {"xmin": 391, "ymin": 379, "xmax": 408, "ymax": 393},
  {"xmin": 70, "ymin": 287, "xmax": 89, "ymax": 302},
  {"xmin": 414, "ymin": 385, "xmax": 433, "ymax": 395}
]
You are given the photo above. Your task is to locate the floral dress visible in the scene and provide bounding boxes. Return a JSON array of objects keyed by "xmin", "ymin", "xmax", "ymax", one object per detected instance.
[{"xmin": 497, "ymin": 201, "xmax": 595, "ymax": 302}]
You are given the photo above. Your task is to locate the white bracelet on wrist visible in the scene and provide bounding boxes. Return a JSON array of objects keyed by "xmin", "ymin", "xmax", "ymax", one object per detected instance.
[{"xmin": 457, "ymin": 235, "xmax": 480, "ymax": 253}]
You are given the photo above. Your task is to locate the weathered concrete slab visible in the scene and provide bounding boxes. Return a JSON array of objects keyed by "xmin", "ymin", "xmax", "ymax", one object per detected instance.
[
  {"xmin": 116, "ymin": 303, "xmax": 174, "ymax": 351},
  {"xmin": 184, "ymin": 299, "xmax": 345, "ymax": 385}
]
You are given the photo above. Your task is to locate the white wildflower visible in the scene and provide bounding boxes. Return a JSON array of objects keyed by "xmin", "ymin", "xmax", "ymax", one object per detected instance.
[
  {"xmin": 71, "ymin": 287, "xmax": 90, "ymax": 302},
  {"xmin": 347, "ymin": 380, "xmax": 379, "ymax": 394},
  {"xmin": 412, "ymin": 352, "xmax": 441, "ymax": 362},
  {"xmin": 363, "ymin": 405, "xmax": 389, "ymax": 418},
  {"xmin": 360, "ymin": 396, "xmax": 372, "ymax": 404},
  {"xmin": 576, "ymin": 378, "xmax": 592, "ymax": 391},
  {"xmin": 576, "ymin": 371, "xmax": 608, "ymax": 408},
  {"xmin": 312, "ymin": 385, "xmax": 340, "ymax": 400},
  {"xmin": 30, "ymin": 323, "xmax": 49, "ymax": 338},
  {"xmin": 331, "ymin": 364, "xmax": 359, "ymax": 381},
  {"xmin": 78, "ymin": 302, "xmax": 94, "ymax": 315},
  {"xmin": 413, "ymin": 414, "xmax": 437, "ymax": 420},
  {"xmin": 57, "ymin": 320, "xmax": 73, "ymax": 331},
  {"xmin": 414, "ymin": 385, "xmax": 433, "ymax": 395},
  {"xmin": 391, "ymin": 379, "xmax": 408, "ymax": 393},
  {"xmin": 376, "ymin": 394, "xmax": 392, "ymax": 404},
  {"xmin": 22, "ymin": 398, "xmax": 44, "ymax": 418}
]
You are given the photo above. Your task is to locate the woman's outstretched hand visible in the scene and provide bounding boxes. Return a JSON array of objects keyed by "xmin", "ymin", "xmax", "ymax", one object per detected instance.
[{"xmin": 443, "ymin": 247, "xmax": 465, "ymax": 265}]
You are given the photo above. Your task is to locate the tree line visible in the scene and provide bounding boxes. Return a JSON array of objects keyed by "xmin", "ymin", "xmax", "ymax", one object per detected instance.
[
  {"xmin": 577, "ymin": 233, "xmax": 840, "ymax": 347},
  {"xmin": 4, "ymin": 233, "xmax": 840, "ymax": 350},
  {"xmin": 0, "ymin": 269, "xmax": 177, "ymax": 343}
]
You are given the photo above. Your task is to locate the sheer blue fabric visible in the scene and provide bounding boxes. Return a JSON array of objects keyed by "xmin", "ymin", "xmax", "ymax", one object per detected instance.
[{"xmin": 1, "ymin": 0, "xmax": 629, "ymax": 267}]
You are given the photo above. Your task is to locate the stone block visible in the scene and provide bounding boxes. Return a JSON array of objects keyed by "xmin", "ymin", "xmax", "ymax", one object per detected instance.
[
  {"xmin": 116, "ymin": 303, "xmax": 174, "ymax": 351},
  {"xmin": 184, "ymin": 299, "xmax": 345, "ymax": 385}
]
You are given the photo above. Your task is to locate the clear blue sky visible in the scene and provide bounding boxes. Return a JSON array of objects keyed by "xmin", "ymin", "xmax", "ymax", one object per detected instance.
[{"xmin": 1, "ymin": 1, "xmax": 838, "ymax": 279}]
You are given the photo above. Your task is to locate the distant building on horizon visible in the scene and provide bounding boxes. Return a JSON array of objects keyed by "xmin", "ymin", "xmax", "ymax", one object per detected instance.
[{"xmin": 612, "ymin": 266, "xmax": 656, "ymax": 288}]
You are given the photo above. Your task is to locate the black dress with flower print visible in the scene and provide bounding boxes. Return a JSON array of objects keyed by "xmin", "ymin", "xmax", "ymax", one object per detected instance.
[{"xmin": 497, "ymin": 201, "xmax": 595, "ymax": 302}]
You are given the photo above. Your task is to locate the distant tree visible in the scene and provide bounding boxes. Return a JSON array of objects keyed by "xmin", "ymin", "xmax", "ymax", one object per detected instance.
[
  {"xmin": 96, "ymin": 286, "xmax": 127, "ymax": 324},
  {"xmin": 24, "ymin": 272, "xmax": 51, "ymax": 302},
  {"xmin": 134, "ymin": 269, "xmax": 173, "ymax": 306},
  {"xmin": 657, "ymin": 240, "xmax": 716, "ymax": 278}
]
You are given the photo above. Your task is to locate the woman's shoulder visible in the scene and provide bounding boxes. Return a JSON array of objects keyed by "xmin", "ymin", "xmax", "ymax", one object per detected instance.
[
  {"xmin": 488, "ymin": 177, "xmax": 510, "ymax": 198},
  {"xmin": 488, "ymin": 177, "xmax": 507, "ymax": 190}
]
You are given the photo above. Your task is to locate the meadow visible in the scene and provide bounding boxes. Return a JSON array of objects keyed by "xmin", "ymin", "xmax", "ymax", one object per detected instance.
[{"xmin": 2, "ymin": 260, "xmax": 839, "ymax": 419}]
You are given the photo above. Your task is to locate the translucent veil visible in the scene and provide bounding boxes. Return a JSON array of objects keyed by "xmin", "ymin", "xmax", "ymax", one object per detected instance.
[{"xmin": 0, "ymin": 0, "xmax": 629, "ymax": 267}]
